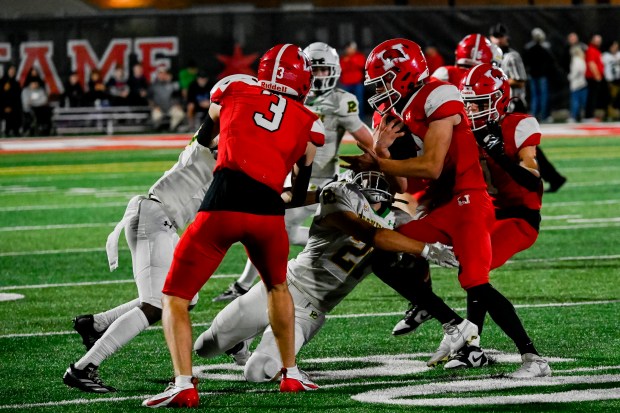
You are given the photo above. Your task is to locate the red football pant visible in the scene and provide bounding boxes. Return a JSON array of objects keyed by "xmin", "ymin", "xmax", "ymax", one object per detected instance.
[
  {"xmin": 163, "ymin": 211, "xmax": 289, "ymax": 300},
  {"xmin": 490, "ymin": 217, "xmax": 539, "ymax": 270},
  {"xmin": 397, "ymin": 190, "xmax": 495, "ymax": 290}
]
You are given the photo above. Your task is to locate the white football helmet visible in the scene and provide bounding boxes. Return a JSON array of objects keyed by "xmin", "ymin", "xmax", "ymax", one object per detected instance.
[
  {"xmin": 490, "ymin": 43, "xmax": 503, "ymax": 67},
  {"xmin": 352, "ymin": 171, "xmax": 393, "ymax": 204},
  {"xmin": 303, "ymin": 42, "xmax": 341, "ymax": 93}
]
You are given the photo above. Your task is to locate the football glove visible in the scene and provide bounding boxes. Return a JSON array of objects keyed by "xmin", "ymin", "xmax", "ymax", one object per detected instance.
[
  {"xmin": 421, "ymin": 242, "xmax": 460, "ymax": 268},
  {"xmin": 473, "ymin": 120, "xmax": 504, "ymax": 159}
]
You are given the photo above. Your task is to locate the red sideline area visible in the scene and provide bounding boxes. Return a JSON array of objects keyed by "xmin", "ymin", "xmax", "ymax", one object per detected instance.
[{"xmin": 2, "ymin": 123, "xmax": 620, "ymax": 154}]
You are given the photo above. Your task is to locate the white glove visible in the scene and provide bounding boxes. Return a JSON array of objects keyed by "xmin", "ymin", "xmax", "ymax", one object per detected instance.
[
  {"xmin": 421, "ymin": 242, "xmax": 460, "ymax": 268},
  {"xmin": 412, "ymin": 204, "xmax": 428, "ymax": 220}
]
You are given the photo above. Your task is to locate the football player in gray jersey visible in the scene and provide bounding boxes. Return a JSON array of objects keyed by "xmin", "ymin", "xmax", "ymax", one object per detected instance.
[
  {"xmin": 214, "ymin": 42, "xmax": 374, "ymax": 302},
  {"xmin": 63, "ymin": 75, "xmax": 254, "ymax": 394},
  {"xmin": 195, "ymin": 171, "xmax": 460, "ymax": 383}
]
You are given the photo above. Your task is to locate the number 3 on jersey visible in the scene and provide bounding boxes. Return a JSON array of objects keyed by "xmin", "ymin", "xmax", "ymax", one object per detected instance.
[{"xmin": 254, "ymin": 90, "xmax": 287, "ymax": 132}]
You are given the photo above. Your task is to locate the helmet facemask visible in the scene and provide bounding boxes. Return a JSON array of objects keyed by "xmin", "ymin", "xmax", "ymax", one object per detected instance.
[
  {"xmin": 311, "ymin": 64, "xmax": 340, "ymax": 93},
  {"xmin": 461, "ymin": 88, "xmax": 503, "ymax": 131},
  {"xmin": 352, "ymin": 171, "xmax": 393, "ymax": 204},
  {"xmin": 365, "ymin": 71, "xmax": 402, "ymax": 115}
]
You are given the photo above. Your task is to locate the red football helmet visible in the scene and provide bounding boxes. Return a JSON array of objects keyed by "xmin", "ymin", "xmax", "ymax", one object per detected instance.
[
  {"xmin": 365, "ymin": 39, "xmax": 429, "ymax": 115},
  {"xmin": 257, "ymin": 43, "xmax": 312, "ymax": 100},
  {"xmin": 455, "ymin": 34, "xmax": 494, "ymax": 68},
  {"xmin": 459, "ymin": 63, "xmax": 511, "ymax": 130}
]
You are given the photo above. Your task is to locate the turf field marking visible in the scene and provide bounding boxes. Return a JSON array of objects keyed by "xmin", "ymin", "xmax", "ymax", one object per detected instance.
[
  {"xmin": 1, "ymin": 300, "xmax": 617, "ymax": 339},
  {"xmin": 544, "ymin": 199, "xmax": 620, "ymax": 207},
  {"xmin": 0, "ymin": 293, "xmax": 24, "ymax": 302},
  {"xmin": 0, "ymin": 223, "xmax": 116, "ymax": 232},
  {"xmin": 351, "ymin": 374, "xmax": 620, "ymax": 407},
  {"xmin": 0, "ymin": 202, "xmax": 127, "ymax": 212}
]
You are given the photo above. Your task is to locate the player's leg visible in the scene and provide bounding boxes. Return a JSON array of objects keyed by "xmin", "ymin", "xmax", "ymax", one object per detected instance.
[
  {"xmin": 490, "ymin": 217, "xmax": 539, "ymax": 270},
  {"xmin": 245, "ymin": 282, "xmax": 325, "ymax": 383},
  {"xmin": 194, "ymin": 281, "xmax": 270, "ymax": 363},
  {"xmin": 453, "ymin": 192, "xmax": 550, "ymax": 377}
]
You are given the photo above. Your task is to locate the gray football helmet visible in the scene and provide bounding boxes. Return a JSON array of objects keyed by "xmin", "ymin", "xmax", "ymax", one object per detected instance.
[
  {"xmin": 303, "ymin": 42, "xmax": 341, "ymax": 93},
  {"xmin": 352, "ymin": 171, "xmax": 393, "ymax": 204}
]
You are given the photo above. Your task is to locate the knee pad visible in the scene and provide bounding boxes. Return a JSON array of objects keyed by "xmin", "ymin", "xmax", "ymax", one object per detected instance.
[{"xmin": 243, "ymin": 352, "xmax": 280, "ymax": 383}]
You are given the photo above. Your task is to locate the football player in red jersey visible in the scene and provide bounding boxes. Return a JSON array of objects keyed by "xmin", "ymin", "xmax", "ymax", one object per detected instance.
[
  {"xmin": 431, "ymin": 34, "xmax": 495, "ymax": 85},
  {"xmin": 341, "ymin": 39, "xmax": 550, "ymax": 378},
  {"xmin": 143, "ymin": 44, "xmax": 326, "ymax": 408}
]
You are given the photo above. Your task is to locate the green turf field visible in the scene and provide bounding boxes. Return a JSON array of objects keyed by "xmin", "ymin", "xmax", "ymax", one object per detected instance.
[{"xmin": 1, "ymin": 137, "xmax": 619, "ymax": 412}]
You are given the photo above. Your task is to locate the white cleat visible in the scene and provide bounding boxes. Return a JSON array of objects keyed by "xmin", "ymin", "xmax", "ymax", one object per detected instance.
[
  {"xmin": 427, "ymin": 319, "xmax": 479, "ymax": 367},
  {"xmin": 509, "ymin": 353, "xmax": 552, "ymax": 378}
]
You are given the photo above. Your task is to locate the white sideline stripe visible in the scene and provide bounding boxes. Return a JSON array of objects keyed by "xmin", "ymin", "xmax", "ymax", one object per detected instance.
[
  {"xmin": 1, "ymin": 299, "xmax": 618, "ymax": 339},
  {"xmin": 0, "ymin": 222, "xmax": 116, "ymax": 232},
  {"xmin": 0, "ymin": 274, "xmax": 236, "ymax": 291},
  {"xmin": 0, "ymin": 202, "xmax": 127, "ymax": 212}
]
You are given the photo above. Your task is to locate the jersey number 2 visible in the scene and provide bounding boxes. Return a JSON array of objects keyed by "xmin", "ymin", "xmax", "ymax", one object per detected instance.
[{"xmin": 254, "ymin": 91, "xmax": 287, "ymax": 132}]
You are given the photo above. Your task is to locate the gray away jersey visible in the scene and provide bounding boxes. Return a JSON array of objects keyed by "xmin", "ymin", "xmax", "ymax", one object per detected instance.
[
  {"xmin": 148, "ymin": 140, "xmax": 216, "ymax": 229},
  {"xmin": 305, "ymin": 88, "xmax": 364, "ymax": 182},
  {"xmin": 288, "ymin": 181, "xmax": 411, "ymax": 313}
]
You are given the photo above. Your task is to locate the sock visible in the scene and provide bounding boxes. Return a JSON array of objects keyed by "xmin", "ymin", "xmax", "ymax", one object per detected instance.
[
  {"xmin": 75, "ymin": 307, "xmax": 149, "ymax": 369},
  {"xmin": 467, "ymin": 293, "xmax": 488, "ymax": 334},
  {"xmin": 284, "ymin": 365, "xmax": 301, "ymax": 380},
  {"xmin": 93, "ymin": 298, "xmax": 141, "ymax": 332},
  {"xmin": 175, "ymin": 375, "xmax": 194, "ymax": 388},
  {"xmin": 237, "ymin": 259, "xmax": 260, "ymax": 290},
  {"xmin": 467, "ymin": 283, "xmax": 537, "ymax": 355}
]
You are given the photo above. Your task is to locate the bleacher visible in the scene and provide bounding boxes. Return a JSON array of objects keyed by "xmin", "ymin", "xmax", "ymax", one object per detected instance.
[{"xmin": 52, "ymin": 105, "xmax": 151, "ymax": 135}]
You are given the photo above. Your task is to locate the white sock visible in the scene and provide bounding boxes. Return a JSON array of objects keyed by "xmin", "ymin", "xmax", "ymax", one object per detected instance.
[
  {"xmin": 237, "ymin": 259, "xmax": 260, "ymax": 290},
  {"xmin": 93, "ymin": 298, "xmax": 141, "ymax": 332},
  {"xmin": 175, "ymin": 375, "xmax": 194, "ymax": 388},
  {"xmin": 285, "ymin": 365, "xmax": 301, "ymax": 380},
  {"xmin": 75, "ymin": 307, "xmax": 149, "ymax": 369}
]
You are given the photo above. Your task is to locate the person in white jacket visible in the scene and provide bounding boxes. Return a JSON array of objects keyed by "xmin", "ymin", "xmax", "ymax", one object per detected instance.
[{"xmin": 568, "ymin": 45, "xmax": 588, "ymax": 122}]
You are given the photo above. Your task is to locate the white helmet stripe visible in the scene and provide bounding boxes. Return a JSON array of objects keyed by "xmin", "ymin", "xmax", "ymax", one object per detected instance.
[
  {"xmin": 464, "ymin": 64, "xmax": 478, "ymax": 86},
  {"xmin": 271, "ymin": 43, "xmax": 293, "ymax": 83},
  {"xmin": 472, "ymin": 34, "xmax": 481, "ymax": 62}
]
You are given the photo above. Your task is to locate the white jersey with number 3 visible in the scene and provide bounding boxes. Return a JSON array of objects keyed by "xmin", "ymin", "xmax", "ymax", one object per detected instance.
[{"xmin": 288, "ymin": 180, "xmax": 410, "ymax": 313}]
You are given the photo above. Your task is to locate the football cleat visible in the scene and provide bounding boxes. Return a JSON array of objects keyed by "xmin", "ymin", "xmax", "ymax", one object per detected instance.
[
  {"xmin": 427, "ymin": 319, "xmax": 479, "ymax": 367},
  {"xmin": 212, "ymin": 282, "xmax": 249, "ymax": 302},
  {"xmin": 225, "ymin": 339, "xmax": 252, "ymax": 366},
  {"xmin": 444, "ymin": 345, "xmax": 489, "ymax": 369},
  {"xmin": 392, "ymin": 304, "xmax": 433, "ymax": 336},
  {"xmin": 279, "ymin": 368, "xmax": 319, "ymax": 392},
  {"xmin": 142, "ymin": 383, "xmax": 199, "ymax": 408},
  {"xmin": 63, "ymin": 363, "xmax": 116, "ymax": 393},
  {"xmin": 73, "ymin": 314, "xmax": 105, "ymax": 351},
  {"xmin": 509, "ymin": 353, "xmax": 552, "ymax": 378}
]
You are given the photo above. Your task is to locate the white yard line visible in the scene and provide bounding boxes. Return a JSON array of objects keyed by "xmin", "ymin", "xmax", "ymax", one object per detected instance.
[
  {"xmin": 0, "ymin": 223, "xmax": 116, "ymax": 232},
  {"xmin": 0, "ymin": 202, "xmax": 127, "ymax": 212}
]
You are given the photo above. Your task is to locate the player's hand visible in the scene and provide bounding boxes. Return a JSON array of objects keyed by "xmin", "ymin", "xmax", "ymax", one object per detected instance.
[
  {"xmin": 412, "ymin": 204, "xmax": 428, "ymax": 220},
  {"xmin": 473, "ymin": 121, "xmax": 504, "ymax": 159},
  {"xmin": 421, "ymin": 242, "xmax": 460, "ymax": 268},
  {"xmin": 340, "ymin": 143, "xmax": 380, "ymax": 172},
  {"xmin": 374, "ymin": 115, "xmax": 405, "ymax": 154}
]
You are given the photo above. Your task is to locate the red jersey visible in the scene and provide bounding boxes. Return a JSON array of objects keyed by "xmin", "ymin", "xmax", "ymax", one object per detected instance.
[
  {"xmin": 430, "ymin": 65, "xmax": 469, "ymax": 87},
  {"xmin": 211, "ymin": 80, "xmax": 325, "ymax": 193},
  {"xmin": 483, "ymin": 113, "xmax": 543, "ymax": 211},
  {"xmin": 393, "ymin": 80, "xmax": 486, "ymax": 195}
]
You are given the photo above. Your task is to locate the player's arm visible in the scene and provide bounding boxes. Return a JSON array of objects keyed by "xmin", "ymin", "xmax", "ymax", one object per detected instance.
[
  {"xmin": 350, "ymin": 123, "xmax": 373, "ymax": 150},
  {"xmin": 287, "ymin": 142, "xmax": 317, "ymax": 207},
  {"xmin": 376, "ymin": 115, "xmax": 457, "ymax": 180},
  {"xmin": 320, "ymin": 210, "xmax": 457, "ymax": 267},
  {"xmin": 195, "ymin": 103, "xmax": 221, "ymax": 148}
]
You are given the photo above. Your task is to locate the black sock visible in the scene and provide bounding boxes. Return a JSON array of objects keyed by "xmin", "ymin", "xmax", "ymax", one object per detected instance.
[
  {"xmin": 372, "ymin": 253, "xmax": 462, "ymax": 325},
  {"xmin": 466, "ymin": 293, "xmax": 487, "ymax": 334},
  {"xmin": 467, "ymin": 283, "xmax": 538, "ymax": 355}
]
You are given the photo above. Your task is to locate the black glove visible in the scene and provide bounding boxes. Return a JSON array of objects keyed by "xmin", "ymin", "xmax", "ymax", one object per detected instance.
[{"xmin": 473, "ymin": 120, "xmax": 504, "ymax": 159}]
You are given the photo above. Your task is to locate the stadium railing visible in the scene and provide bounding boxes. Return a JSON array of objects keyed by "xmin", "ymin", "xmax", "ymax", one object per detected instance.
[{"xmin": 52, "ymin": 105, "xmax": 151, "ymax": 135}]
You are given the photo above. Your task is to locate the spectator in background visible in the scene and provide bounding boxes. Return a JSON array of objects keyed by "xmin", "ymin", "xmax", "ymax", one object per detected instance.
[
  {"xmin": 584, "ymin": 34, "xmax": 605, "ymax": 121},
  {"xmin": 0, "ymin": 64, "xmax": 23, "ymax": 136},
  {"xmin": 424, "ymin": 45, "xmax": 445, "ymax": 75},
  {"xmin": 62, "ymin": 71, "xmax": 85, "ymax": 107},
  {"xmin": 562, "ymin": 32, "xmax": 587, "ymax": 74},
  {"xmin": 21, "ymin": 77, "xmax": 52, "ymax": 136},
  {"xmin": 339, "ymin": 41, "xmax": 366, "ymax": 118},
  {"xmin": 186, "ymin": 70, "xmax": 211, "ymax": 130},
  {"xmin": 524, "ymin": 28, "xmax": 557, "ymax": 122},
  {"xmin": 568, "ymin": 45, "xmax": 588, "ymax": 123},
  {"xmin": 106, "ymin": 67, "xmax": 130, "ymax": 106},
  {"xmin": 489, "ymin": 23, "xmax": 528, "ymax": 113},
  {"xmin": 602, "ymin": 40, "xmax": 620, "ymax": 120},
  {"xmin": 127, "ymin": 63, "xmax": 149, "ymax": 106},
  {"xmin": 85, "ymin": 70, "xmax": 109, "ymax": 107},
  {"xmin": 147, "ymin": 67, "xmax": 185, "ymax": 132},
  {"xmin": 178, "ymin": 59, "xmax": 199, "ymax": 103}
]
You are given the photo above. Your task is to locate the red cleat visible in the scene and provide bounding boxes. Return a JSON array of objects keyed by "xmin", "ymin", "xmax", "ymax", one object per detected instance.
[
  {"xmin": 142, "ymin": 383, "xmax": 199, "ymax": 408},
  {"xmin": 279, "ymin": 368, "xmax": 319, "ymax": 392}
]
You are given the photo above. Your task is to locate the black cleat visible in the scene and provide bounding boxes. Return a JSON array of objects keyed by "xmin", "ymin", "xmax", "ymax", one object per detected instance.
[
  {"xmin": 545, "ymin": 176, "xmax": 567, "ymax": 193},
  {"xmin": 73, "ymin": 314, "xmax": 105, "ymax": 351},
  {"xmin": 444, "ymin": 345, "xmax": 490, "ymax": 369},
  {"xmin": 392, "ymin": 304, "xmax": 433, "ymax": 336},
  {"xmin": 212, "ymin": 282, "xmax": 249, "ymax": 302},
  {"xmin": 63, "ymin": 363, "xmax": 116, "ymax": 393}
]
